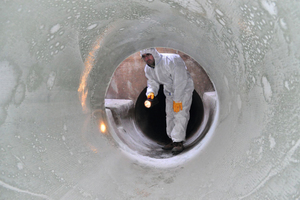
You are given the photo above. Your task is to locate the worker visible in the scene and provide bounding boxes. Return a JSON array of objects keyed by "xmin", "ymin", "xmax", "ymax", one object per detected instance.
[{"xmin": 141, "ymin": 48, "xmax": 194, "ymax": 155}]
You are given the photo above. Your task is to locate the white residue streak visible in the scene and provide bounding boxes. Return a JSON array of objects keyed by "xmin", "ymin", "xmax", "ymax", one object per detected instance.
[
  {"xmin": 218, "ymin": 18, "xmax": 226, "ymax": 26},
  {"xmin": 279, "ymin": 18, "xmax": 288, "ymax": 30},
  {"xmin": 14, "ymin": 83, "xmax": 25, "ymax": 105},
  {"xmin": 17, "ymin": 162, "xmax": 23, "ymax": 170},
  {"xmin": 224, "ymin": 75, "xmax": 229, "ymax": 88},
  {"xmin": 47, "ymin": 71, "xmax": 56, "ymax": 90},
  {"xmin": 261, "ymin": 0, "xmax": 278, "ymax": 16},
  {"xmin": 64, "ymin": 123, "xmax": 68, "ymax": 131},
  {"xmin": 50, "ymin": 24, "xmax": 61, "ymax": 34},
  {"xmin": 269, "ymin": 134, "xmax": 276, "ymax": 149},
  {"xmin": 284, "ymin": 80, "xmax": 290, "ymax": 90},
  {"xmin": 239, "ymin": 138, "xmax": 300, "ymax": 199},
  {"xmin": 261, "ymin": 76, "xmax": 272, "ymax": 102},
  {"xmin": 87, "ymin": 24, "xmax": 97, "ymax": 30},
  {"xmin": 0, "ymin": 180, "xmax": 53, "ymax": 200},
  {"xmin": 215, "ymin": 9, "xmax": 224, "ymax": 16},
  {"xmin": 237, "ymin": 94, "xmax": 242, "ymax": 110}
]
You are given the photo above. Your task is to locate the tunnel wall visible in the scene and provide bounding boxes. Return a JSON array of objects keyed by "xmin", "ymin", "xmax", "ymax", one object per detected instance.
[{"xmin": 1, "ymin": 0, "xmax": 300, "ymax": 199}]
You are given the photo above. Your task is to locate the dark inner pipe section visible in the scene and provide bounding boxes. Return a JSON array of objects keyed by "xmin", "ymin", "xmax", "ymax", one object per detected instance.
[{"xmin": 135, "ymin": 85, "xmax": 204, "ymax": 144}]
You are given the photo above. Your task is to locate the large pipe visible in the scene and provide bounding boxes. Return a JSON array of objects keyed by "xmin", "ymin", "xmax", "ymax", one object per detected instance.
[{"xmin": 1, "ymin": 0, "xmax": 300, "ymax": 199}]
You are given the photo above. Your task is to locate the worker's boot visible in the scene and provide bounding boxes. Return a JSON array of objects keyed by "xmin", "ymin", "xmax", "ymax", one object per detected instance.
[
  {"xmin": 162, "ymin": 142, "xmax": 174, "ymax": 150},
  {"xmin": 172, "ymin": 142, "xmax": 184, "ymax": 155}
]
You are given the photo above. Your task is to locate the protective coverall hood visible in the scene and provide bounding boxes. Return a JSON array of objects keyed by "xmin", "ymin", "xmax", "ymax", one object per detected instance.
[{"xmin": 140, "ymin": 48, "xmax": 162, "ymax": 66}]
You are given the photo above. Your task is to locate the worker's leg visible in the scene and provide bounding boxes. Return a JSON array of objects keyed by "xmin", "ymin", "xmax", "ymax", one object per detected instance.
[
  {"xmin": 170, "ymin": 91, "xmax": 193, "ymax": 142},
  {"xmin": 165, "ymin": 96, "xmax": 175, "ymax": 139}
]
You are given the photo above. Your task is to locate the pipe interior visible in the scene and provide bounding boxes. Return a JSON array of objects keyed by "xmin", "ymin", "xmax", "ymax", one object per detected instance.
[{"xmin": 1, "ymin": 0, "xmax": 300, "ymax": 199}]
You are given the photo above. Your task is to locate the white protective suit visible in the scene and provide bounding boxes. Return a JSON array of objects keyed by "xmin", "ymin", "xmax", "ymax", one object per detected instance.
[{"xmin": 140, "ymin": 48, "xmax": 194, "ymax": 142}]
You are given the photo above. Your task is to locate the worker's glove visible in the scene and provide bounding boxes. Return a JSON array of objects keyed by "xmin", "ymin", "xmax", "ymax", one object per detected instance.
[
  {"xmin": 147, "ymin": 92, "xmax": 154, "ymax": 100},
  {"xmin": 173, "ymin": 101, "xmax": 182, "ymax": 113}
]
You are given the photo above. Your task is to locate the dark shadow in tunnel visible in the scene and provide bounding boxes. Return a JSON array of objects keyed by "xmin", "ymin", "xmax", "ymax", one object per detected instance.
[{"xmin": 135, "ymin": 85, "xmax": 204, "ymax": 145}]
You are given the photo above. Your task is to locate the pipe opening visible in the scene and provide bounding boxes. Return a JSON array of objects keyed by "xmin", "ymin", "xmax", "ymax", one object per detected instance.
[{"xmin": 104, "ymin": 48, "xmax": 217, "ymax": 164}]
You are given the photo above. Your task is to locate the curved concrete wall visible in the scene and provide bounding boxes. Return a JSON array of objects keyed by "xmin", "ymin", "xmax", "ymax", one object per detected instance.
[{"xmin": 1, "ymin": 0, "xmax": 300, "ymax": 199}]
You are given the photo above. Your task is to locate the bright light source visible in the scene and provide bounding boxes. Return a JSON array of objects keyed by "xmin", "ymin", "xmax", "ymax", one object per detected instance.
[
  {"xmin": 100, "ymin": 123, "xmax": 106, "ymax": 133},
  {"xmin": 144, "ymin": 100, "xmax": 151, "ymax": 108}
]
